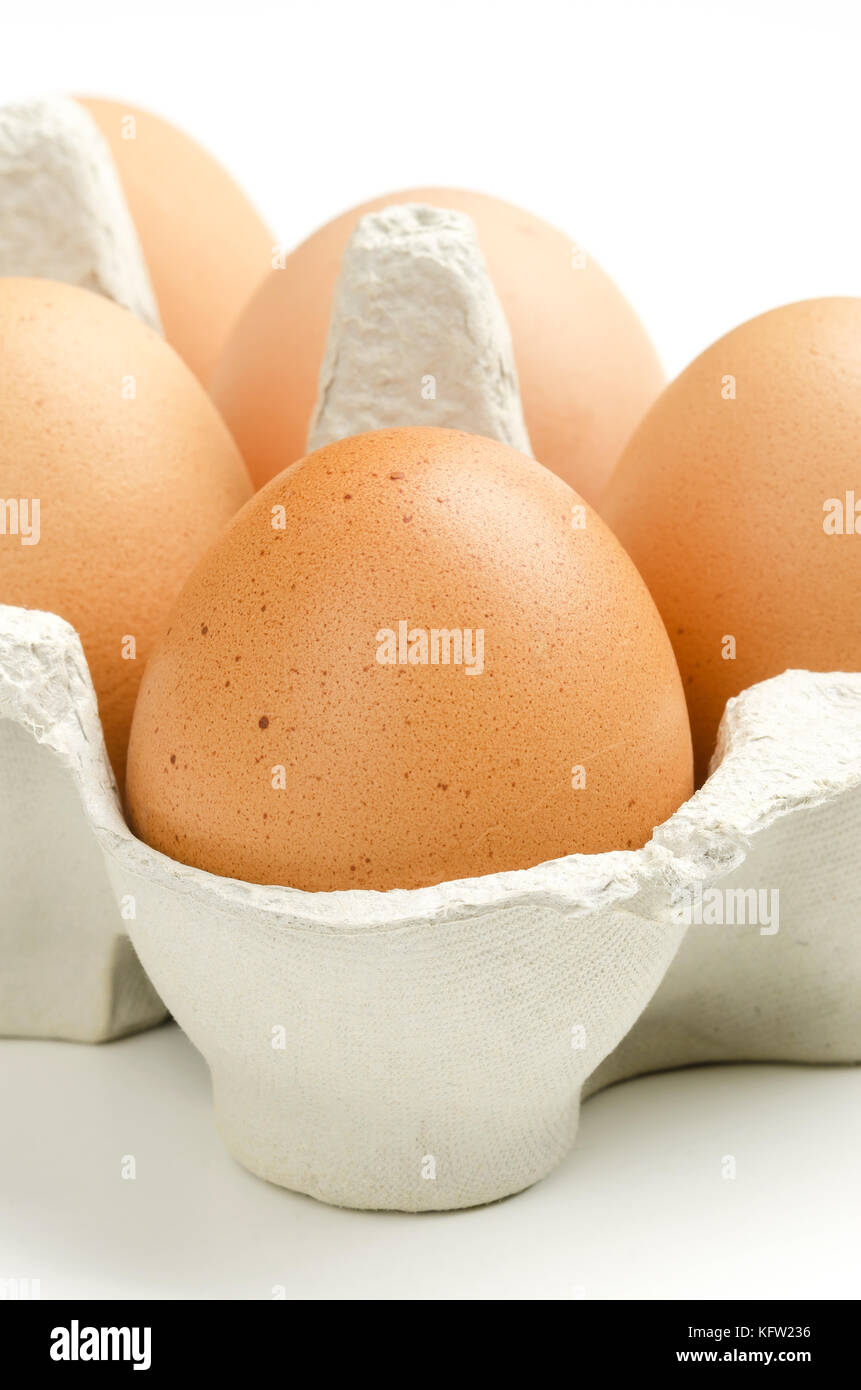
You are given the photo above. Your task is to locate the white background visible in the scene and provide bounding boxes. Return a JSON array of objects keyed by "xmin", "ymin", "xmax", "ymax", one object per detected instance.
[
  {"xmin": 3, "ymin": 1027, "xmax": 861, "ymax": 1300},
  {"xmin": 2, "ymin": 0, "xmax": 861, "ymax": 1301},
  {"xmin": 4, "ymin": 0, "xmax": 861, "ymax": 382}
]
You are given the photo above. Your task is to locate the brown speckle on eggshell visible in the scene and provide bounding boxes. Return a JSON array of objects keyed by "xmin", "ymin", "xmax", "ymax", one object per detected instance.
[{"xmin": 126, "ymin": 428, "xmax": 692, "ymax": 891}]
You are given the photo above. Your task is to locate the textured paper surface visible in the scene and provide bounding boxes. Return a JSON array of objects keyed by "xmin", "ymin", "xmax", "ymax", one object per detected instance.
[
  {"xmin": 0, "ymin": 96, "xmax": 161, "ymax": 330},
  {"xmin": 1, "ymin": 604, "xmax": 859, "ymax": 1207},
  {"xmin": 0, "ymin": 608, "xmax": 165, "ymax": 1041},
  {"xmin": 308, "ymin": 204, "xmax": 531, "ymax": 453},
  {"xmin": 589, "ymin": 676, "xmax": 861, "ymax": 1091}
]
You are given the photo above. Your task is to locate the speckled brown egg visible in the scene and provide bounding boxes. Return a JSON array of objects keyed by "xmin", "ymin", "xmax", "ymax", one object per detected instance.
[
  {"xmin": 209, "ymin": 189, "xmax": 664, "ymax": 505},
  {"xmin": 0, "ymin": 278, "xmax": 252, "ymax": 783},
  {"xmin": 601, "ymin": 297, "xmax": 861, "ymax": 782},
  {"xmin": 126, "ymin": 428, "xmax": 692, "ymax": 892}
]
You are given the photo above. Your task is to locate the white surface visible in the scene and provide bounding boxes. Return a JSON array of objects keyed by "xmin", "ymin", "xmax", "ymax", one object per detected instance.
[{"xmin": 1, "ymin": 1023, "xmax": 859, "ymax": 1301}]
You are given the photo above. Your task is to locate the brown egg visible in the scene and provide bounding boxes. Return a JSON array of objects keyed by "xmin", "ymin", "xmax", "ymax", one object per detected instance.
[
  {"xmin": 602, "ymin": 297, "xmax": 861, "ymax": 782},
  {"xmin": 209, "ymin": 189, "xmax": 663, "ymax": 505},
  {"xmin": 0, "ymin": 278, "xmax": 253, "ymax": 782},
  {"xmin": 126, "ymin": 428, "xmax": 692, "ymax": 892},
  {"xmin": 79, "ymin": 96, "xmax": 273, "ymax": 384}
]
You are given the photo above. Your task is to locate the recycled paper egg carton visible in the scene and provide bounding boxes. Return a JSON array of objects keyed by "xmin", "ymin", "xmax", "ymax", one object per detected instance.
[
  {"xmin": 2, "ymin": 609, "xmax": 860, "ymax": 1208},
  {"xmin": 2, "ymin": 102, "xmax": 860, "ymax": 1209},
  {"xmin": 0, "ymin": 97, "xmax": 161, "ymax": 330}
]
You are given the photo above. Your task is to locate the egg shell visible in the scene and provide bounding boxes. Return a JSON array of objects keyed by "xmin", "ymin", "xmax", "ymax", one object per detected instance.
[
  {"xmin": 602, "ymin": 297, "xmax": 861, "ymax": 781},
  {"xmin": 79, "ymin": 96, "xmax": 273, "ymax": 384},
  {"xmin": 0, "ymin": 278, "xmax": 253, "ymax": 782},
  {"xmin": 126, "ymin": 427, "xmax": 693, "ymax": 892},
  {"xmin": 209, "ymin": 189, "xmax": 664, "ymax": 504}
]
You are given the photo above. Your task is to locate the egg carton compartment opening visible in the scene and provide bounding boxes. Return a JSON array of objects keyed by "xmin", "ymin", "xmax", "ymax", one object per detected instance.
[{"xmin": 1, "ymin": 602, "xmax": 859, "ymax": 1209}]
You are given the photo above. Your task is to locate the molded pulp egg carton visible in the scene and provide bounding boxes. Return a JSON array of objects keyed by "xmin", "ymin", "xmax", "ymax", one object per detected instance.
[
  {"xmin": 1, "ymin": 98, "xmax": 860, "ymax": 1211},
  {"xmin": 3, "ymin": 616, "xmax": 860, "ymax": 1208}
]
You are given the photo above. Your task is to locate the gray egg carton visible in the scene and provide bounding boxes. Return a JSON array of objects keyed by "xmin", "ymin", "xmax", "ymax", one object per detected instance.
[
  {"xmin": 2, "ymin": 180, "xmax": 859, "ymax": 1210},
  {"xmin": 2, "ymin": 606, "xmax": 859, "ymax": 1209}
]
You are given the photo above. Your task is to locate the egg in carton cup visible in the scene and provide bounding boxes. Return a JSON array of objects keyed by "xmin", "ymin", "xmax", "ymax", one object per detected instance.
[{"xmin": 1, "ymin": 141, "xmax": 860, "ymax": 1210}]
